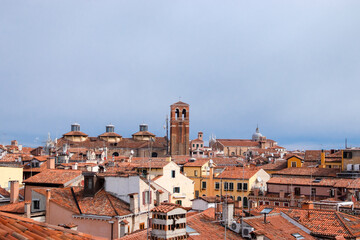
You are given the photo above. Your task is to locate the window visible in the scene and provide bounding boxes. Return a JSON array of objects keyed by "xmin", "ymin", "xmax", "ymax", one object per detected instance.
[
  {"xmin": 202, "ymin": 181, "xmax": 207, "ymax": 189},
  {"xmin": 330, "ymin": 189, "xmax": 335, "ymax": 197},
  {"xmin": 224, "ymin": 182, "xmax": 229, "ymax": 191},
  {"xmin": 215, "ymin": 182, "xmax": 220, "ymax": 190},
  {"xmin": 291, "ymin": 161, "xmax": 297, "ymax": 168},
  {"xmin": 139, "ymin": 223, "xmax": 145, "ymax": 230},
  {"xmin": 193, "ymin": 144, "xmax": 195, "ymax": 147},
  {"xmin": 284, "ymin": 202, "xmax": 289, "ymax": 207},
  {"xmin": 151, "ymin": 152, "xmax": 158, "ymax": 157},
  {"xmin": 33, "ymin": 200, "xmax": 40, "ymax": 210},
  {"xmin": 229, "ymin": 183, "xmax": 234, "ymax": 191},
  {"xmin": 176, "ymin": 200, "xmax": 182, "ymax": 206},
  {"xmin": 237, "ymin": 196, "xmax": 242, "ymax": 201},
  {"xmin": 171, "ymin": 170, "xmax": 176, "ymax": 178},
  {"xmin": 231, "ymin": 152, "xmax": 235, "ymax": 156},
  {"xmin": 194, "ymin": 170, "xmax": 198, "ymax": 176},
  {"xmin": 343, "ymin": 151, "xmax": 352, "ymax": 159},
  {"xmin": 201, "ymin": 144, "xmax": 203, "ymax": 147},
  {"xmin": 173, "ymin": 187, "xmax": 180, "ymax": 193},
  {"xmin": 275, "ymin": 202, "xmax": 280, "ymax": 206},
  {"xmin": 86, "ymin": 178, "xmax": 93, "ymax": 190},
  {"xmin": 295, "ymin": 187, "xmax": 301, "ymax": 196},
  {"xmin": 196, "ymin": 144, "xmax": 199, "ymax": 148},
  {"xmin": 237, "ymin": 183, "xmax": 242, "ymax": 191},
  {"xmin": 311, "ymin": 188, "xmax": 316, "ymax": 196},
  {"xmin": 243, "ymin": 197, "xmax": 248, "ymax": 207},
  {"xmin": 243, "ymin": 183, "xmax": 248, "ymax": 191},
  {"xmin": 143, "ymin": 191, "xmax": 151, "ymax": 205},
  {"xmin": 195, "ymin": 191, "xmax": 199, "ymax": 198}
]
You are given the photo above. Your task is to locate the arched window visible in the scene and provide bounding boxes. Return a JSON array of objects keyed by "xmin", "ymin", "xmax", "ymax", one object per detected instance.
[
  {"xmin": 175, "ymin": 109, "xmax": 180, "ymax": 120},
  {"xmin": 237, "ymin": 196, "xmax": 242, "ymax": 201},
  {"xmin": 243, "ymin": 197, "xmax": 248, "ymax": 207},
  {"xmin": 182, "ymin": 109, "xmax": 187, "ymax": 119},
  {"xmin": 151, "ymin": 152, "xmax": 158, "ymax": 157},
  {"xmin": 112, "ymin": 152, "xmax": 119, "ymax": 157}
]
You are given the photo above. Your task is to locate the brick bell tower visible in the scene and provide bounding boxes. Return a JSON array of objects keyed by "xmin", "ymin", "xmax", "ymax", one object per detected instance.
[{"xmin": 170, "ymin": 101, "xmax": 190, "ymax": 156}]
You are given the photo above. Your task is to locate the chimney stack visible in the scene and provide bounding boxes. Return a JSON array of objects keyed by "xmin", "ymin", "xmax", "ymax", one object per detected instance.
[
  {"xmin": 24, "ymin": 202, "xmax": 31, "ymax": 218},
  {"xmin": 45, "ymin": 189, "xmax": 51, "ymax": 223},
  {"xmin": 222, "ymin": 199, "xmax": 234, "ymax": 227},
  {"xmin": 10, "ymin": 181, "xmax": 19, "ymax": 204},
  {"xmin": 47, "ymin": 157, "xmax": 55, "ymax": 169},
  {"xmin": 129, "ymin": 193, "xmax": 139, "ymax": 214}
]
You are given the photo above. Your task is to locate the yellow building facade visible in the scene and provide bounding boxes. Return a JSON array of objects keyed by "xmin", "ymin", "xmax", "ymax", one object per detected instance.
[
  {"xmin": 0, "ymin": 166, "xmax": 23, "ymax": 189},
  {"xmin": 287, "ymin": 156, "xmax": 303, "ymax": 168}
]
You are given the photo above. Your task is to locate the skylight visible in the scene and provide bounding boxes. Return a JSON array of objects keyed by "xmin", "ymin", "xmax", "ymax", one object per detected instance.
[
  {"xmin": 260, "ymin": 208, "xmax": 273, "ymax": 214},
  {"xmin": 291, "ymin": 233, "xmax": 304, "ymax": 239}
]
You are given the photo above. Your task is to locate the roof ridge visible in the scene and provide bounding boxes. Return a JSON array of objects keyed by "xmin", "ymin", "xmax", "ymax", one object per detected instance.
[
  {"xmin": 335, "ymin": 212, "xmax": 356, "ymax": 237},
  {"xmin": 105, "ymin": 192, "xmax": 119, "ymax": 216}
]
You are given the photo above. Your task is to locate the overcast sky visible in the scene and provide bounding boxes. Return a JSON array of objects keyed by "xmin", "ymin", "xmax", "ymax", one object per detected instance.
[{"xmin": 1, "ymin": 1, "xmax": 360, "ymax": 150}]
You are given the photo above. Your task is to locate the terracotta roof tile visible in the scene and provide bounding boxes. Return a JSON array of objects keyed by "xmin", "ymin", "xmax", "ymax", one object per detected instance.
[
  {"xmin": 274, "ymin": 167, "xmax": 340, "ymax": 177},
  {"xmin": 184, "ymin": 159, "xmax": 209, "ymax": 167},
  {"xmin": 0, "ymin": 211, "xmax": 96, "ymax": 239},
  {"xmin": 216, "ymin": 166, "xmax": 259, "ymax": 180},
  {"xmin": 251, "ymin": 206, "xmax": 360, "ymax": 239},
  {"xmin": 268, "ymin": 176, "xmax": 336, "ymax": 187},
  {"xmin": 151, "ymin": 202, "xmax": 185, "ymax": 213},
  {"xmin": 244, "ymin": 214, "xmax": 316, "ymax": 239},
  {"xmin": 23, "ymin": 169, "xmax": 82, "ymax": 185},
  {"xmin": 187, "ymin": 208, "xmax": 243, "ymax": 239}
]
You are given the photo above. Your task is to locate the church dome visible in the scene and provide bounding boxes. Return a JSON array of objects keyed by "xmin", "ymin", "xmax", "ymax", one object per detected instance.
[{"xmin": 252, "ymin": 126, "xmax": 262, "ymax": 141}]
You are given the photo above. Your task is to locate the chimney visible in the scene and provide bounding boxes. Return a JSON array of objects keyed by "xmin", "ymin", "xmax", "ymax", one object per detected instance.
[
  {"xmin": 222, "ymin": 199, "xmax": 234, "ymax": 227},
  {"xmin": 302, "ymin": 201, "xmax": 314, "ymax": 210},
  {"xmin": 320, "ymin": 150, "xmax": 326, "ymax": 168},
  {"xmin": 24, "ymin": 202, "xmax": 31, "ymax": 218},
  {"xmin": 129, "ymin": 193, "xmax": 139, "ymax": 214},
  {"xmin": 10, "ymin": 181, "xmax": 19, "ymax": 204},
  {"xmin": 11, "ymin": 140, "xmax": 18, "ymax": 146},
  {"xmin": 73, "ymin": 163, "xmax": 78, "ymax": 170},
  {"xmin": 45, "ymin": 189, "xmax": 51, "ymax": 223},
  {"xmin": 279, "ymin": 190, "xmax": 285, "ymax": 199},
  {"xmin": 47, "ymin": 157, "xmax": 55, "ymax": 169},
  {"xmin": 156, "ymin": 191, "xmax": 161, "ymax": 206},
  {"xmin": 208, "ymin": 160, "xmax": 214, "ymax": 196}
]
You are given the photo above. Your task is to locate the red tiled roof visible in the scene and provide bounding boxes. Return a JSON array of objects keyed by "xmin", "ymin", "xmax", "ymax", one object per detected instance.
[
  {"xmin": 132, "ymin": 131, "xmax": 155, "ymax": 137},
  {"xmin": 187, "ymin": 208, "xmax": 243, "ymax": 240},
  {"xmin": 268, "ymin": 176, "xmax": 336, "ymax": 187},
  {"xmin": 216, "ymin": 166, "xmax": 259, "ymax": 180},
  {"xmin": 35, "ymin": 187, "xmax": 132, "ymax": 217},
  {"xmin": 0, "ymin": 201, "xmax": 29, "ymax": 214},
  {"xmin": 260, "ymin": 160, "xmax": 287, "ymax": 171},
  {"xmin": 98, "ymin": 132, "xmax": 122, "ymax": 137},
  {"xmin": 171, "ymin": 101, "xmax": 189, "ymax": 106},
  {"xmin": 250, "ymin": 206, "xmax": 360, "ymax": 238},
  {"xmin": 23, "ymin": 169, "xmax": 82, "ymax": 185},
  {"xmin": 217, "ymin": 139, "xmax": 259, "ymax": 147},
  {"xmin": 184, "ymin": 159, "xmax": 209, "ymax": 167},
  {"xmin": 0, "ymin": 188, "xmax": 9, "ymax": 198},
  {"xmin": 63, "ymin": 131, "xmax": 88, "ymax": 137},
  {"xmin": 244, "ymin": 214, "xmax": 316, "ymax": 239},
  {"xmin": 0, "ymin": 211, "xmax": 96, "ymax": 239},
  {"xmin": 274, "ymin": 167, "xmax": 340, "ymax": 177},
  {"xmin": 151, "ymin": 202, "xmax": 185, "ymax": 213}
]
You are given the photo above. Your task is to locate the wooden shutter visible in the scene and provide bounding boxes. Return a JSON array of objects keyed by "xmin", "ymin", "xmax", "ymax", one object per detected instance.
[{"xmin": 143, "ymin": 191, "xmax": 145, "ymax": 205}]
